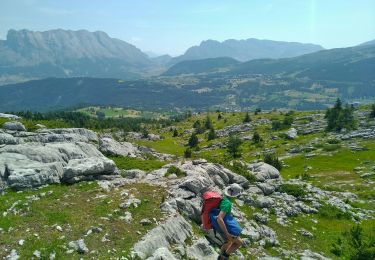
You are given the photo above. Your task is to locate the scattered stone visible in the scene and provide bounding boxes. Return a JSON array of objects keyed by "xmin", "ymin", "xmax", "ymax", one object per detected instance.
[
  {"xmin": 56, "ymin": 225, "xmax": 63, "ymax": 232},
  {"xmin": 131, "ymin": 215, "xmax": 192, "ymax": 259},
  {"xmin": 119, "ymin": 212, "xmax": 133, "ymax": 223},
  {"xmin": 140, "ymin": 218, "xmax": 152, "ymax": 226},
  {"xmin": 5, "ymin": 249, "xmax": 20, "ymax": 260},
  {"xmin": 360, "ymin": 172, "xmax": 375, "ymax": 178},
  {"xmin": 18, "ymin": 239, "xmax": 25, "ymax": 246},
  {"xmin": 49, "ymin": 252, "xmax": 56, "ymax": 260},
  {"xmin": 146, "ymin": 247, "xmax": 178, "ymax": 260},
  {"xmin": 68, "ymin": 239, "xmax": 89, "ymax": 254},
  {"xmin": 299, "ymin": 249, "xmax": 330, "ymax": 260},
  {"xmin": 119, "ymin": 198, "xmax": 141, "ymax": 209},
  {"xmin": 33, "ymin": 250, "xmax": 41, "ymax": 258},
  {"xmin": 0, "ymin": 113, "xmax": 21, "ymax": 120},
  {"xmin": 285, "ymin": 128, "xmax": 298, "ymax": 139},
  {"xmin": 186, "ymin": 237, "xmax": 218, "ymax": 259},
  {"xmin": 298, "ymin": 229, "xmax": 314, "ymax": 238},
  {"xmin": 3, "ymin": 121, "xmax": 26, "ymax": 131},
  {"xmin": 254, "ymin": 213, "xmax": 269, "ymax": 224},
  {"xmin": 101, "ymin": 233, "xmax": 111, "ymax": 242},
  {"xmin": 216, "ymin": 123, "xmax": 252, "ymax": 137},
  {"xmin": 246, "ymin": 162, "xmax": 281, "ymax": 182},
  {"xmin": 123, "ymin": 169, "xmax": 146, "ymax": 179}
]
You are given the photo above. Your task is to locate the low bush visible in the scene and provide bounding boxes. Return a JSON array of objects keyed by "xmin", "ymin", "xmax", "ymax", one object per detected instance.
[
  {"xmin": 228, "ymin": 161, "xmax": 256, "ymax": 183},
  {"xmin": 264, "ymin": 154, "xmax": 283, "ymax": 171},
  {"xmin": 331, "ymin": 224, "xmax": 375, "ymax": 259},
  {"xmin": 165, "ymin": 166, "xmax": 186, "ymax": 178},
  {"xmin": 318, "ymin": 203, "xmax": 352, "ymax": 220},
  {"xmin": 278, "ymin": 184, "xmax": 306, "ymax": 198},
  {"xmin": 322, "ymin": 144, "xmax": 341, "ymax": 152}
]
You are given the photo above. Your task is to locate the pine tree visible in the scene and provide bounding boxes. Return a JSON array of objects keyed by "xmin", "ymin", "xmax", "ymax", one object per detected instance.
[
  {"xmin": 204, "ymin": 114, "xmax": 213, "ymax": 130},
  {"xmin": 227, "ymin": 135, "xmax": 242, "ymax": 158},
  {"xmin": 184, "ymin": 148, "xmax": 192, "ymax": 158},
  {"xmin": 243, "ymin": 112, "xmax": 251, "ymax": 123},
  {"xmin": 370, "ymin": 104, "xmax": 375, "ymax": 118},
  {"xmin": 252, "ymin": 131, "xmax": 262, "ymax": 144},
  {"xmin": 325, "ymin": 98, "xmax": 356, "ymax": 132},
  {"xmin": 207, "ymin": 127, "xmax": 217, "ymax": 141},
  {"xmin": 188, "ymin": 133, "xmax": 199, "ymax": 148},
  {"xmin": 173, "ymin": 128, "xmax": 178, "ymax": 137},
  {"xmin": 264, "ymin": 154, "xmax": 282, "ymax": 171},
  {"xmin": 217, "ymin": 113, "xmax": 222, "ymax": 120}
]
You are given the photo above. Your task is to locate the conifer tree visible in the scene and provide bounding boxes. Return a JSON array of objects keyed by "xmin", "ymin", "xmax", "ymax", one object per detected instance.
[{"xmin": 243, "ymin": 112, "xmax": 251, "ymax": 123}]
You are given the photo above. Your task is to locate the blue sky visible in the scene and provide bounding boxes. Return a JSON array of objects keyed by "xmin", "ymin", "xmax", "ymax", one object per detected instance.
[{"xmin": 0, "ymin": 0, "xmax": 374, "ymax": 56}]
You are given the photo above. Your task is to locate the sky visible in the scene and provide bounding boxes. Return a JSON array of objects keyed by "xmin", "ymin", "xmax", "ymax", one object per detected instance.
[{"xmin": 0, "ymin": 0, "xmax": 375, "ymax": 56}]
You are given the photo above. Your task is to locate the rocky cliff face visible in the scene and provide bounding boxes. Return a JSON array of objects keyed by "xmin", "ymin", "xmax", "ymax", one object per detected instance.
[
  {"xmin": 0, "ymin": 122, "xmax": 119, "ymax": 190},
  {"xmin": 0, "ymin": 29, "xmax": 154, "ymax": 83}
]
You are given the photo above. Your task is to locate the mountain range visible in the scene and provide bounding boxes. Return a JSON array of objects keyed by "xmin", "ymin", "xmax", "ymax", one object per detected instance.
[
  {"xmin": 169, "ymin": 38, "xmax": 324, "ymax": 64},
  {"xmin": 165, "ymin": 44, "xmax": 375, "ymax": 82},
  {"xmin": 0, "ymin": 28, "xmax": 374, "ymax": 112},
  {"xmin": 0, "ymin": 29, "xmax": 328, "ymax": 85}
]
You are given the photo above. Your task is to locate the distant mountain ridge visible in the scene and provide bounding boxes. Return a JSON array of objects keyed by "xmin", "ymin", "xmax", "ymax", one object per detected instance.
[
  {"xmin": 163, "ymin": 57, "xmax": 239, "ymax": 76},
  {"xmin": 0, "ymin": 29, "xmax": 154, "ymax": 84},
  {"xmin": 229, "ymin": 44, "xmax": 375, "ymax": 82},
  {"xmin": 170, "ymin": 38, "xmax": 324, "ymax": 64},
  {"xmin": 165, "ymin": 44, "xmax": 375, "ymax": 81}
]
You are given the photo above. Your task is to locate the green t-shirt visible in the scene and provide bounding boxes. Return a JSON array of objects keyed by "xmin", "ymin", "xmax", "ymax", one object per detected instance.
[{"xmin": 219, "ymin": 197, "xmax": 232, "ymax": 215}]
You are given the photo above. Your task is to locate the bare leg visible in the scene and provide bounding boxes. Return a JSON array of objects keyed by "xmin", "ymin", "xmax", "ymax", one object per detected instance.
[
  {"xmin": 221, "ymin": 240, "xmax": 231, "ymax": 251},
  {"xmin": 219, "ymin": 240, "xmax": 232, "ymax": 259},
  {"xmin": 226, "ymin": 237, "xmax": 242, "ymax": 254}
]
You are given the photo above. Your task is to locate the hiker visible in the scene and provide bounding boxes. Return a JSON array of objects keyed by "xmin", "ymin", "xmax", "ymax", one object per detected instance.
[{"xmin": 201, "ymin": 183, "xmax": 243, "ymax": 259}]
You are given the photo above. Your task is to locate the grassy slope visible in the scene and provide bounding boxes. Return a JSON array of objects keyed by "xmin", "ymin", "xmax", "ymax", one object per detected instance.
[
  {"xmin": 134, "ymin": 110, "xmax": 375, "ymax": 258},
  {"xmin": 0, "ymin": 182, "xmax": 166, "ymax": 259},
  {"xmin": 1, "ymin": 109, "xmax": 374, "ymax": 258}
]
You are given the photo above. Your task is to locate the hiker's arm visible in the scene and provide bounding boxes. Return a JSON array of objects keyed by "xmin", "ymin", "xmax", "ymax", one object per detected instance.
[{"xmin": 217, "ymin": 211, "xmax": 232, "ymax": 240}]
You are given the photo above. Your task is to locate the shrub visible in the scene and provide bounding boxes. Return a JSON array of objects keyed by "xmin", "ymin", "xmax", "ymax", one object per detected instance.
[
  {"xmin": 204, "ymin": 115, "xmax": 213, "ymax": 130},
  {"xmin": 325, "ymin": 98, "xmax": 357, "ymax": 132},
  {"xmin": 264, "ymin": 154, "xmax": 282, "ymax": 171},
  {"xmin": 227, "ymin": 135, "xmax": 243, "ymax": 158},
  {"xmin": 184, "ymin": 148, "xmax": 192, "ymax": 158},
  {"xmin": 207, "ymin": 127, "xmax": 217, "ymax": 141},
  {"xmin": 323, "ymin": 144, "xmax": 341, "ymax": 151},
  {"xmin": 141, "ymin": 128, "xmax": 149, "ymax": 138},
  {"xmin": 300, "ymin": 171, "xmax": 311, "ymax": 181},
  {"xmin": 243, "ymin": 112, "xmax": 251, "ymax": 123},
  {"xmin": 173, "ymin": 129, "xmax": 178, "ymax": 137},
  {"xmin": 279, "ymin": 184, "xmax": 306, "ymax": 198},
  {"xmin": 193, "ymin": 120, "xmax": 205, "ymax": 134},
  {"xmin": 327, "ymin": 138, "xmax": 340, "ymax": 144},
  {"xmin": 370, "ymin": 104, "xmax": 375, "ymax": 118},
  {"xmin": 188, "ymin": 133, "xmax": 199, "ymax": 148},
  {"xmin": 254, "ymin": 108, "xmax": 261, "ymax": 115},
  {"xmin": 165, "ymin": 166, "xmax": 186, "ymax": 178},
  {"xmin": 271, "ymin": 120, "xmax": 283, "ymax": 130},
  {"xmin": 252, "ymin": 131, "xmax": 263, "ymax": 144},
  {"xmin": 331, "ymin": 224, "xmax": 375, "ymax": 259},
  {"xmin": 318, "ymin": 204, "xmax": 352, "ymax": 220},
  {"xmin": 228, "ymin": 161, "xmax": 256, "ymax": 183}
]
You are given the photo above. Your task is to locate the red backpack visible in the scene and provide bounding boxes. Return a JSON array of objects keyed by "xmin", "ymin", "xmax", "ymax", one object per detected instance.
[{"xmin": 201, "ymin": 191, "xmax": 222, "ymax": 231}]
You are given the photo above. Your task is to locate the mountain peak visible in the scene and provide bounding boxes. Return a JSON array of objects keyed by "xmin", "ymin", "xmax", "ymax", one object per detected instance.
[{"xmin": 171, "ymin": 38, "xmax": 324, "ymax": 64}]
